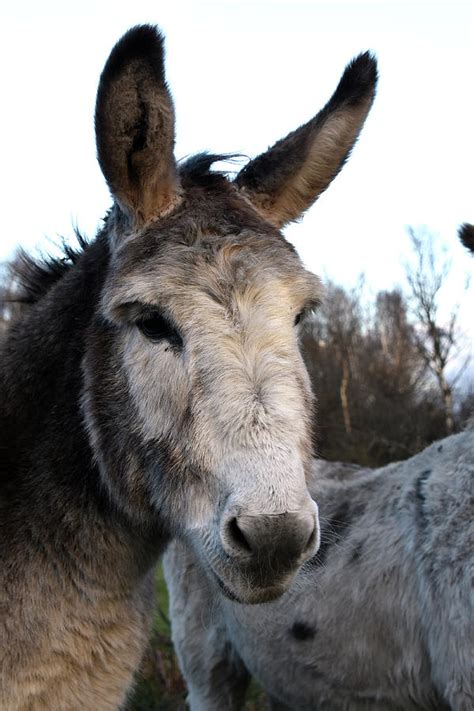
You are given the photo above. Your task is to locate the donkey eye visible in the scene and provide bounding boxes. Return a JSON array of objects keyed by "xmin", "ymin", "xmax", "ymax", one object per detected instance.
[
  {"xmin": 137, "ymin": 312, "xmax": 183, "ymax": 347},
  {"xmin": 294, "ymin": 311, "xmax": 305, "ymax": 326},
  {"xmin": 295, "ymin": 302, "xmax": 318, "ymax": 327}
]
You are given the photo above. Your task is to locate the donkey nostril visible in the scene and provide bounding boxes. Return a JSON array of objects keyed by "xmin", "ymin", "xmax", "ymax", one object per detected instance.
[
  {"xmin": 222, "ymin": 511, "xmax": 318, "ymax": 561},
  {"xmin": 228, "ymin": 517, "xmax": 253, "ymax": 554}
]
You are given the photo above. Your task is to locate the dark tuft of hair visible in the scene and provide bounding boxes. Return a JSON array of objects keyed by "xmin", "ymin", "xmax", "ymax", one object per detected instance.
[
  {"xmin": 458, "ymin": 223, "xmax": 474, "ymax": 254},
  {"xmin": 4, "ymin": 230, "xmax": 89, "ymax": 307},
  {"xmin": 304, "ymin": 50, "xmax": 378, "ymax": 185},
  {"xmin": 291, "ymin": 621, "xmax": 316, "ymax": 641},
  {"xmin": 329, "ymin": 51, "xmax": 378, "ymax": 109},
  {"xmin": 179, "ymin": 152, "xmax": 243, "ymax": 188},
  {"xmin": 97, "ymin": 25, "xmax": 166, "ymax": 87}
]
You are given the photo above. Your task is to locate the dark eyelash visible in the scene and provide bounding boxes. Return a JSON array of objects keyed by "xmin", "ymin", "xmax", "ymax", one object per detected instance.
[
  {"xmin": 136, "ymin": 312, "xmax": 183, "ymax": 348},
  {"xmin": 295, "ymin": 300, "xmax": 319, "ymax": 326},
  {"xmin": 294, "ymin": 311, "xmax": 304, "ymax": 326}
]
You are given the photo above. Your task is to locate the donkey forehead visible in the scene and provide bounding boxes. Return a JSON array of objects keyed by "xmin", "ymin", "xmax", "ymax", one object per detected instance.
[{"xmin": 105, "ymin": 220, "xmax": 322, "ymax": 314}]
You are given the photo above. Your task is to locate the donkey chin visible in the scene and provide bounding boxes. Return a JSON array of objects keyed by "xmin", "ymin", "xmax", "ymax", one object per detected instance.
[{"xmin": 191, "ymin": 501, "xmax": 320, "ymax": 604}]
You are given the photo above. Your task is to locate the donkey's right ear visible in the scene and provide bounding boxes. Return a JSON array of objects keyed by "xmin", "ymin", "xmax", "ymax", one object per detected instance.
[{"xmin": 95, "ymin": 25, "xmax": 181, "ymax": 228}]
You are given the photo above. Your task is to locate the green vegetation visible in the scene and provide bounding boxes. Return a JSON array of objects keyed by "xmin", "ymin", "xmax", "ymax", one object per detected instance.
[{"xmin": 127, "ymin": 566, "xmax": 267, "ymax": 710}]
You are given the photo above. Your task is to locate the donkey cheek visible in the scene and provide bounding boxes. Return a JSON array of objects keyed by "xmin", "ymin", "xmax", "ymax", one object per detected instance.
[{"xmin": 124, "ymin": 346, "xmax": 190, "ymax": 441}]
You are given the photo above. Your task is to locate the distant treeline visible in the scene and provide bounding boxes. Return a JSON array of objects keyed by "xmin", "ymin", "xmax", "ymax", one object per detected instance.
[{"xmin": 301, "ymin": 276, "xmax": 472, "ymax": 467}]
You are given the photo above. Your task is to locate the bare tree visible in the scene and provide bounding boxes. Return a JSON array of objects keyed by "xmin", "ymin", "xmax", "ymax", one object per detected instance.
[
  {"xmin": 404, "ymin": 228, "xmax": 470, "ymax": 435},
  {"xmin": 303, "ymin": 281, "xmax": 364, "ymax": 438},
  {"xmin": 371, "ymin": 289, "xmax": 426, "ymax": 397}
]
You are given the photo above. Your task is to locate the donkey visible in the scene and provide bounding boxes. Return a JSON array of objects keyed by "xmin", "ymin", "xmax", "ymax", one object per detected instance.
[
  {"xmin": 0, "ymin": 24, "xmax": 377, "ymax": 710},
  {"xmin": 164, "ymin": 429, "xmax": 474, "ymax": 711}
]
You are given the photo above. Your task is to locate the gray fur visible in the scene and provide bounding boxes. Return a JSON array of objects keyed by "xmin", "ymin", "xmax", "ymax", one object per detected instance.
[{"xmin": 164, "ymin": 430, "xmax": 474, "ymax": 710}]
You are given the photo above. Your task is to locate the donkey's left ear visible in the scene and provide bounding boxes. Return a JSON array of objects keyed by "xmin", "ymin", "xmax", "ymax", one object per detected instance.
[
  {"xmin": 95, "ymin": 25, "xmax": 181, "ymax": 228},
  {"xmin": 235, "ymin": 52, "xmax": 378, "ymax": 228}
]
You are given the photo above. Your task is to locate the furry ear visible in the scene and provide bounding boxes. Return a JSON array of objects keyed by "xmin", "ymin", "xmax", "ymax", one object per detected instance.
[
  {"xmin": 235, "ymin": 52, "xmax": 378, "ymax": 228},
  {"xmin": 458, "ymin": 224, "xmax": 474, "ymax": 254},
  {"xmin": 95, "ymin": 25, "xmax": 181, "ymax": 228}
]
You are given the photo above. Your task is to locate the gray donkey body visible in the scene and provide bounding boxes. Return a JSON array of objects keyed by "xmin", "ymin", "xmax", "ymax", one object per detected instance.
[
  {"xmin": 0, "ymin": 24, "xmax": 377, "ymax": 710},
  {"xmin": 164, "ymin": 430, "xmax": 474, "ymax": 711}
]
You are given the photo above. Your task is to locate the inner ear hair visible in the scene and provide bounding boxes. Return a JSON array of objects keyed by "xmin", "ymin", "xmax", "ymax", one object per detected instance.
[{"xmin": 95, "ymin": 25, "xmax": 181, "ymax": 228}]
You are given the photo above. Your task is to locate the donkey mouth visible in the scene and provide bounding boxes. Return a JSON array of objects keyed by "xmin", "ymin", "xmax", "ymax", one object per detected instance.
[
  {"xmin": 197, "ymin": 502, "xmax": 320, "ymax": 604},
  {"xmin": 210, "ymin": 565, "xmax": 295, "ymax": 605}
]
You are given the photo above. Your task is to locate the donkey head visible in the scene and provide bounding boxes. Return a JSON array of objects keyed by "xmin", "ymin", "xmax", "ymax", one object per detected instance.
[{"xmin": 84, "ymin": 25, "xmax": 377, "ymax": 603}]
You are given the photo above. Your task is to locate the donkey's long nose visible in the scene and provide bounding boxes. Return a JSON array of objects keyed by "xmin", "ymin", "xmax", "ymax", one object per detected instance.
[{"xmin": 221, "ymin": 507, "xmax": 319, "ymax": 565}]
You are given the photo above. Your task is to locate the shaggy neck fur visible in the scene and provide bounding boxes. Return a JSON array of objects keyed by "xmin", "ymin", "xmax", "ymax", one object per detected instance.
[
  {"xmin": 0, "ymin": 232, "xmax": 166, "ymax": 578},
  {"xmin": 0, "ymin": 232, "xmax": 169, "ymax": 710}
]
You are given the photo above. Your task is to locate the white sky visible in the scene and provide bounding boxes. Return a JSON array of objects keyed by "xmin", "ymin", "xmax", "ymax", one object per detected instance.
[{"xmin": 0, "ymin": 0, "xmax": 472, "ymax": 352}]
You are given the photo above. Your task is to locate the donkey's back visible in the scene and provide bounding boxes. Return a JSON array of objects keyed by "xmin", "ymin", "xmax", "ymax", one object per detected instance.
[{"xmin": 164, "ymin": 430, "xmax": 474, "ymax": 711}]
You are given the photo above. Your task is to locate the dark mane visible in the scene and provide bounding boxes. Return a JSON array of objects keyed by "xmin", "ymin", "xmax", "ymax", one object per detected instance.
[
  {"xmin": 3, "ymin": 229, "xmax": 90, "ymax": 308},
  {"xmin": 179, "ymin": 152, "xmax": 243, "ymax": 189}
]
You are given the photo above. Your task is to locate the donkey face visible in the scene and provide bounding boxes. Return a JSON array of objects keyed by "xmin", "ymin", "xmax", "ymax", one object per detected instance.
[{"xmin": 84, "ymin": 26, "xmax": 377, "ymax": 603}]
